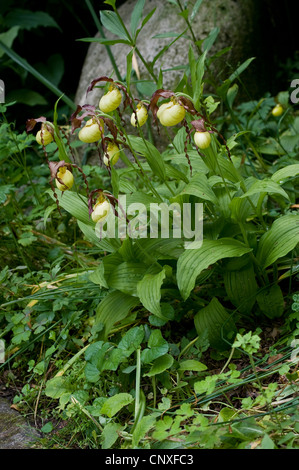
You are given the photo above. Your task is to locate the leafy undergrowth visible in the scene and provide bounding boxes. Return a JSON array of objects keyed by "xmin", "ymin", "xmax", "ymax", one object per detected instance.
[{"xmin": 1, "ymin": 265, "xmax": 298, "ymax": 449}]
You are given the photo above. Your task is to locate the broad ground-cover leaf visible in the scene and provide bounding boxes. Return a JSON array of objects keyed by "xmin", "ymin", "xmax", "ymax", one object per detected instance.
[
  {"xmin": 177, "ymin": 238, "xmax": 252, "ymax": 300},
  {"xmin": 101, "ymin": 393, "xmax": 134, "ymax": 418},
  {"xmin": 45, "ymin": 376, "xmax": 72, "ymax": 399},
  {"xmin": 141, "ymin": 329, "xmax": 169, "ymax": 364},
  {"xmin": 118, "ymin": 325, "xmax": 144, "ymax": 356},
  {"xmin": 132, "ymin": 414, "xmax": 157, "ymax": 447},
  {"xmin": 144, "ymin": 354, "xmax": 174, "ymax": 377},
  {"xmin": 256, "ymin": 214, "xmax": 299, "ymax": 269},
  {"xmin": 101, "ymin": 422, "xmax": 123, "ymax": 449},
  {"xmin": 178, "ymin": 360, "xmax": 207, "ymax": 372}
]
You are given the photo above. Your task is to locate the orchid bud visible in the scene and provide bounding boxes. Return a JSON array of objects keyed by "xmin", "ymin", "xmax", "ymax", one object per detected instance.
[
  {"xmin": 131, "ymin": 103, "xmax": 148, "ymax": 127},
  {"xmin": 55, "ymin": 166, "xmax": 74, "ymax": 191},
  {"xmin": 194, "ymin": 131, "xmax": 211, "ymax": 149},
  {"xmin": 99, "ymin": 87, "xmax": 122, "ymax": 113},
  {"xmin": 103, "ymin": 142, "xmax": 120, "ymax": 167},
  {"xmin": 271, "ymin": 104, "xmax": 283, "ymax": 117},
  {"xmin": 156, "ymin": 100, "xmax": 185, "ymax": 127},
  {"xmin": 36, "ymin": 126, "xmax": 53, "ymax": 146},
  {"xmin": 91, "ymin": 199, "xmax": 110, "ymax": 223},
  {"xmin": 78, "ymin": 118, "xmax": 103, "ymax": 143}
]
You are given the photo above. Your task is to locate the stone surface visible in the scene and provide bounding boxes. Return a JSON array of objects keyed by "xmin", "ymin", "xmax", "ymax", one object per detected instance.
[
  {"xmin": 75, "ymin": 0, "xmax": 260, "ymax": 107},
  {"xmin": 0, "ymin": 398, "xmax": 40, "ymax": 449}
]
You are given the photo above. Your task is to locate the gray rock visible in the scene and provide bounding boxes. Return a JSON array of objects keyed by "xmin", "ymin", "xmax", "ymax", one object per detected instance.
[
  {"xmin": 0, "ymin": 398, "xmax": 40, "ymax": 449},
  {"xmin": 75, "ymin": 0, "xmax": 260, "ymax": 107}
]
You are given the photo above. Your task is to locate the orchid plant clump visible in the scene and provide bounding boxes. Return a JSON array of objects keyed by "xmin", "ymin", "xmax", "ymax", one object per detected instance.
[
  {"xmin": 24, "ymin": 0, "xmax": 298, "ymax": 358},
  {"xmin": 26, "ymin": 75, "xmax": 219, "ymax": 233},
  {"xmin": 25, "ymin": 60, "xmax": 299, "ymax": 355}
]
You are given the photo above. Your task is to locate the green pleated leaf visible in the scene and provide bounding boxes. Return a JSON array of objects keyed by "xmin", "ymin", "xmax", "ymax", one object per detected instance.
[
  {"xmin": 224, "ymin": 260, "xmax": 258, "ymax": 314},
  {"xmin": 127, "ymin": 136, "xmax": 166, "ymax": 180},
  {"xmin": 229, "ymin": 196, "xmax": 255, "ymax": 222},
  {"xmin": 124, "ymin": 191, "xmax": 160, "ymax": 209},
  {"xmin": 165, "ymin": 152, "xmax": 209, "ymax": 174},
  {"xmin": 134, "ymin": 237, "xmax": 184, "ymax": 262},
  {"xmin": 194, "ymin": 297, "xmax": 237, "ymax": 351},
  {"xmin": 89, "ymin": 254, "xmax": 123, "ymax": 288},
  {"xmin": 179, "ymin": 173, "xmax": 218, "ymax": 204},
  {"xmin": 48, "ymin": 190, "xmax": 90, "ymax": 225},
  {"xmin": 271, "ymin": 164, "xmax": 299, "ymax": 183},
  {"xmin": 217, "ymin": 155, "xmax": 242, "ymax": 183},
  {"xmin": 256, "ymin": 214, "xmax": 299, "ymax": 269},
  {"xmin": 137, "ymin": 267, "xmax": 166, "ymax": 317},
  {"xmin": 256, "ymin": 284, "xmax": 285, "ymax": 319},
  {"xmin": 77, "ymin": 220, "xmax": 121, "ymax": 252},
  {"xmin": 107, "ymin": 262, "xmax": 148, "ymax": 296},
  {"xmin": 95, "ymin": 291, "xmax": 140, "ymax": 340},
  {"xmin": 240, "ymin": 178, "xmax": 289, "ymax": 200},
  {"xmin": 257, "ymin": 137, "xmax": 284, "ymax": 156},
  {"xmin": 177, "ymin": 238, "xmax": 252, "ymax": 300},
  {"xmin": 48, "ymin": 190, "xmax": 120, "ymax": 252},
  {"xmin": 164, "ymin": 162, "xmax": 189, "ymax": 183}
]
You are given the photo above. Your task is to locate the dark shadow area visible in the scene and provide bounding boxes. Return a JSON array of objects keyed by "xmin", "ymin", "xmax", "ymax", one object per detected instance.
[{"xmin": 0, "ymin": 0, "xmax": 298, "ymax": 126}]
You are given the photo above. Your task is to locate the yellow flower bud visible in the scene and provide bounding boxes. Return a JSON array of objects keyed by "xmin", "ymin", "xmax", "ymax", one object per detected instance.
[
  {"xmin": 156, "ymin": 100, "xmax": 185, "ymax": 127},
  {"xmin": 271, "ymin": 104, "xmax": 284, "ymax": 117},
  {"xmin": 103, "ymin": 142, "xmax": 120, "ymax": 166},
  {"xmin": 78, "ymin": 119, "xmax": 103, "ymax": 143},
  {"xmin": 91, "ymin": 199, "xmax": 110, "ymax": 223},
  {"xmin": 55, "ymin": 167, "xmax": 74, "ymax": 191},
  {"xmin": 194, "ymin": 131, "xmax": 211, "ymax": 149},
  {"xmin": 130, "ymin": 103, "xmax": 148, "ymax": 127},
  {"xmin": 36, "ymin": 128, "xmax": 53, "ymax": 146},
  {"xmin": 99, "ymin": 87, "xmax": 122, "ymax": 113}
]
